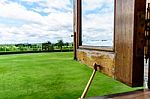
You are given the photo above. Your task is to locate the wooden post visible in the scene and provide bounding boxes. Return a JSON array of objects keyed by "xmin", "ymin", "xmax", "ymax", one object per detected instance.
[
  {"xmin": 147, "ymin": 3, "xmax": 150, "ymax": 89},
  {"xmin": 73, "ymin": 0, "xmax": 77, "ymax": 60},
  {"xmin": 115, "ymin": 0, "xmax": 146, "ymax": 87}
]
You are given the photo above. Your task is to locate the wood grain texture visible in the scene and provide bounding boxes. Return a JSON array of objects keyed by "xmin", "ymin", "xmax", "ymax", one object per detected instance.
[
  {"xmin": 115, "ymin": 0, "xmax": 146, "ymax": 86},
  {"xmin": 85, "ymin": 89, "xmax": 150, "ymax": 99},
  {"xmin": 133, "ymin": 0, "xmax": 146, "ymax": 86}
]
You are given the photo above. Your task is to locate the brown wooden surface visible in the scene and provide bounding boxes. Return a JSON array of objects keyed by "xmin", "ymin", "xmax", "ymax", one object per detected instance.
[
  {"xmin": 76, "ymin": 0, "xmax": 82, "ymax": 47},
  {"xmin": 79, "ymin": 46, "xmax": 113, "ymax": 52},
  {"xmin": 147, "ymin": 1, "xmax": 150, "ymax": 89},
  {"xmin": 133, "ymin": 0, "xmax": 146, "ymax": 86},
  {"xmin": 115, "ymin": 0, "xmax": 146, "ymax": 86},
  {"xmin": 73, "ymin": 0, "xmax": 77, "ymax": 60},
  {"xmin": 85, "ymin": 89, "xmax": 150, "ymax": 99}
]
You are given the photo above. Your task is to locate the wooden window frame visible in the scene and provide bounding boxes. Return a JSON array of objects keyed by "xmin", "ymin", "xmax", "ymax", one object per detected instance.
[{"xmin": 74, "ymin": 0, "xmax": 116, "ymax": 52}]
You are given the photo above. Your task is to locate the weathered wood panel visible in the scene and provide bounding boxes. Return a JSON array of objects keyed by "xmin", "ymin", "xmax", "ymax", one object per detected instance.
[
  {"xmin": 133, "ymin": 0, "xmax": 146, "ymax": 86},
  {"xmin": 77, "ymin": 49, "xmax": 115, "ymax": 77},
  {"xmin": 115, "ymin": 0, "xmax": 134, "ymax": 86},
  {"xmin": 115, "ymin": 0, "xmax": 146, "ymax": 86}
]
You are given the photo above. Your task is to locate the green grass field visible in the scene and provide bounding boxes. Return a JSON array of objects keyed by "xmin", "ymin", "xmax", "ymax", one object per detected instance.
[{"xmin": 0, "ymin": 52, "xmax": 141, "ymax": 99}]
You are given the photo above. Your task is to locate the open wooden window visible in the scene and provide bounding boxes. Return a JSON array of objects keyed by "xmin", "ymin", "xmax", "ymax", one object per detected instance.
[{"xmin": 74, "ymin": 0, "xmax": 146, "ymax": 87}]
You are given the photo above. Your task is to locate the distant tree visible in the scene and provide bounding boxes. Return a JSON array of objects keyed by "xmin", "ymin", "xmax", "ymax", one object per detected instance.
[
  {"xmin": 47, "ymin": 41, "xmax": 51, "ymax": 45},
  {"xmin": 64, "ymin": 42, "xmax": 69, "ymax": 47},
  {"xmin": 57, "ymin": 40, "xmax": 64, "ymax": 51},
  {"xmin": 42, "ymin": 41, "xmax": 54, "ymax": 51}
]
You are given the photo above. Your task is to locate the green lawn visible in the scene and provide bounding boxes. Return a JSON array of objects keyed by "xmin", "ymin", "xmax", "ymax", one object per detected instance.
[{"xmin": 0, "ymin": 52, "xmax": 140, "ymax": 99}]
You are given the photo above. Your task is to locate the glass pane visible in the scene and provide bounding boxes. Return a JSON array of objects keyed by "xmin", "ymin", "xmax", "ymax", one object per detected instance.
[{"xmin": 82, "ymin": 0, "xmax": 114, "ymax": 47}]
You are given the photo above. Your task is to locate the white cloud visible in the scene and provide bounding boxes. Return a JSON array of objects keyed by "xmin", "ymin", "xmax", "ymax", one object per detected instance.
[
  {"xmin": 0, "ymin": 2, "xmax": 45, "ymax": 24},
  {"xmin": 0, "ymin": 0, "xmax": 114, "ymax": 46},
  {"xmin": 82, "ymin": 0, "xmax": 113, "ymax": 11},
  {"xmin": 22, "ymin": 0, "xmax": 42, "ymax": 2},
  {"xmin": 82, "ymin": 0, "xmax": 114, "ymax": 46},
  {"xmin": 33, "ymin": 0, "xmax": 73, "ymax": 14},
  {"xmin": 0, "ymin": 0, "xmax": 73, "ymax": 44}
]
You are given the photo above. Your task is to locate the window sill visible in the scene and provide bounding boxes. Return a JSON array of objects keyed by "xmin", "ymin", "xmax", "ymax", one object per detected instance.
[{"xmin": 78, "ymin": 45, "xmax": 114, "ymax": 52}]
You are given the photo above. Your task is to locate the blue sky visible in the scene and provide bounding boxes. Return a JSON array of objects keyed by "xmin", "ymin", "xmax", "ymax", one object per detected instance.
[
  {"xmin": 0, "ymin": 0, "xmax": 73, "ymax": 44},
  {"xmin": 0, "ymin": 0, "xmax": 114, "ymax": 46}
]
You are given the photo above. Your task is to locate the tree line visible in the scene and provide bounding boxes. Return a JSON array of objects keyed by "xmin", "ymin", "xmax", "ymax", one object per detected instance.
[{"xmin": 0, "ymin": 40, "xmax": 73, "ymax": 52}]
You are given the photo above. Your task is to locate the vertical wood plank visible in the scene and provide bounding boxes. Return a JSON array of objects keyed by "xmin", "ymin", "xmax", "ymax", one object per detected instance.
[
  {"xmin": 115, "ymin": 0, "xmax": 146, "ymax": 86},
  {"xmin": 133, "ymin": 0, "xmax": 146, "ymax": 86},
  {"xmin": 77, "ymin": 0, "xmax": 82, "ymax": 47},
  {"xmin": 73, "ymin": 0, "xmax": 77, "ymax": 60}
]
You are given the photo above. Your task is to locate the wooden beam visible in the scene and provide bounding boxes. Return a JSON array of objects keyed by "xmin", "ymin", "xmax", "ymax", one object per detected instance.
[{"xmin": 115, "ymin": 0, "xmax": 146, "ymax": 86}]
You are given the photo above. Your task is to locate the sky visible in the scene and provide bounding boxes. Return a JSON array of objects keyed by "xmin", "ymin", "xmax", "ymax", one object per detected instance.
[
  {"xmin": 82, "ymin": 0, "xmax": 114, "ymax": 46},
  {"xmin": 0, "ymin": 0, "xmax": 114, "ymax": 46},
  {"xmin": 0, "ymin": 0, "xmax": 73, "ymax": 44}
]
